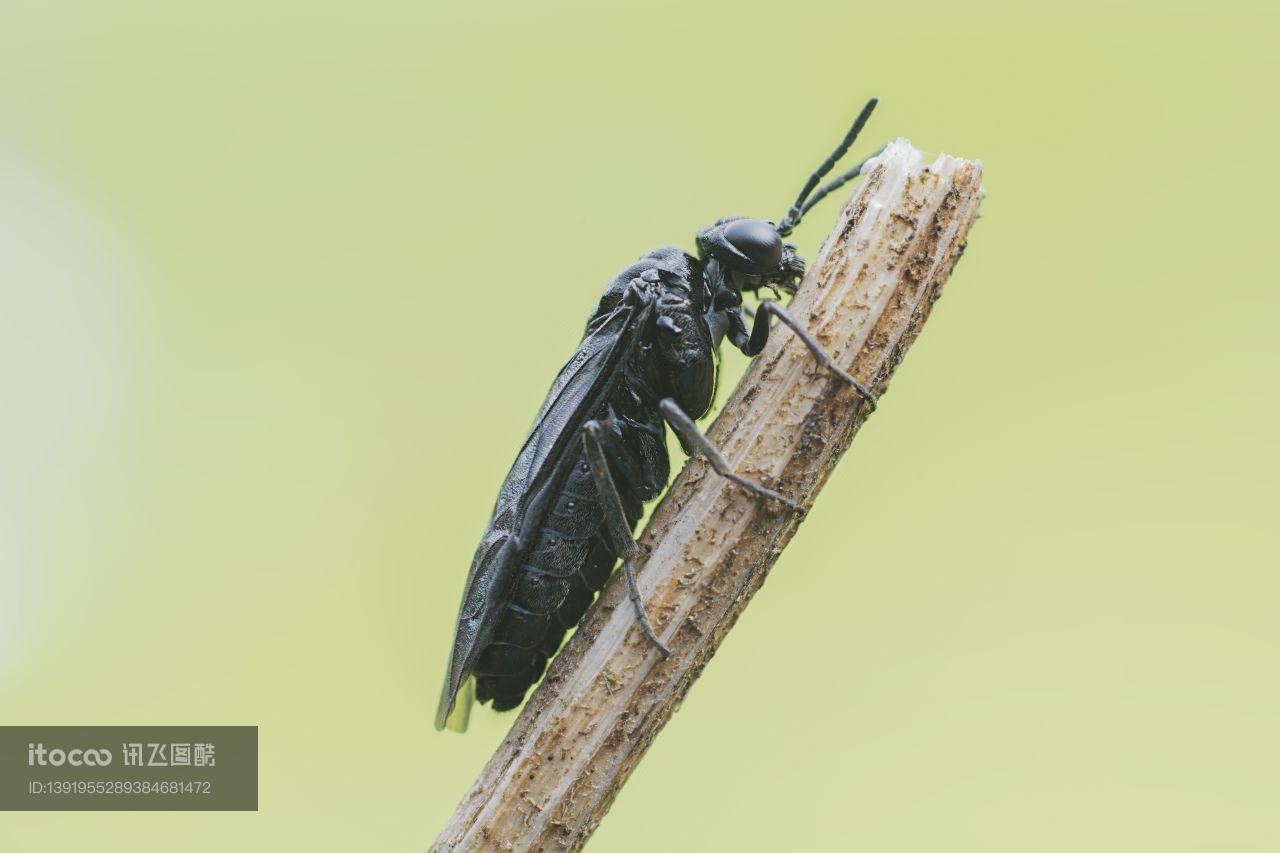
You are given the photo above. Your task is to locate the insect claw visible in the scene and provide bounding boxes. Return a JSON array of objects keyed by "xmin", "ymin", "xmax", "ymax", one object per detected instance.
[
  {"xmin": 775, "ymin": 493, "xmax": 808, "ymax": 516},
  {"xmin": 624, "ymin": 558, "xmax": 671, "ymax": 656},
  {"xmin": 726, "ymin": 473, "xmax": 806, "ymax": 515}
]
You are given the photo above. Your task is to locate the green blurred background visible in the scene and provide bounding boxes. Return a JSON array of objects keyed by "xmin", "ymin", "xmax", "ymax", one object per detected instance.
[{"xmin": 2, "ymin": 0, "xmax": 1276, "ymax": 849}]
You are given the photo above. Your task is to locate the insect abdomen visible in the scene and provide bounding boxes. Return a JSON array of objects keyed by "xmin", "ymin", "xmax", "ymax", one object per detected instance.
[{"xmin": 473, "ymin": 415, "xmax": 664, "ymax": 711}]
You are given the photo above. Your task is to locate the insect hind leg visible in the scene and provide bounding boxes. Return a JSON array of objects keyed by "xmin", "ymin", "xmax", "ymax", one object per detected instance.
[
  {"xmin": 658, "ymin": 399, "xmax": 806, "ymax": 514},
  {"xmin": 581, "ymin": 420, "xmax": 672, "ymax": 657}
]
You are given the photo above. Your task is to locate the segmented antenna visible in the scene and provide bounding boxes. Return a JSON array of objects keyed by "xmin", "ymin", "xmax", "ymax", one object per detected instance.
[{"xmin": 776, "ymin": 97, "xmax": 879, "ymax": 237}]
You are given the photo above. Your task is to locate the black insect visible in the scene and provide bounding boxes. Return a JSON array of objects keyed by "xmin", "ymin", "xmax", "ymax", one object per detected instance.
[{"xmin": 436, "ymin": 98, "xmax": 883, "ymax": 731}]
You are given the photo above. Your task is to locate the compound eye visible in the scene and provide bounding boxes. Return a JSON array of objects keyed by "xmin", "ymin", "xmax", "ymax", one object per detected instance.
[{"xmin": 723, "ymin": 219, "xmax": 783, "ymax": 272}]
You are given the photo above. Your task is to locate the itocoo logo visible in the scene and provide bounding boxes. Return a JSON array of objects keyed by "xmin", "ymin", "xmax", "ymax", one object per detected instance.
[{"xmin": 27, "ymin": 743, "xmax": 113, "ymax": 767}]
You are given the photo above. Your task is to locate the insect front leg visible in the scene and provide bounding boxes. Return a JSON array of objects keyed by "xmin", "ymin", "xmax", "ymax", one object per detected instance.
[
  {"xmin": 657, "ymin": 399, "xmax": 806, "ymax": 514},
  {"xmin": 729, "ymin": 300, "xmax": 878, "ymax": 410},
  {"xmin": 581, "ymin": 420, "xmax": 672, "ymax": 657}
]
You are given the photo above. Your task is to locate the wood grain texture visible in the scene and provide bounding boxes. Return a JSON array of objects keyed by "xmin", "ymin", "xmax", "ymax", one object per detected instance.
[{"xmin": 433, "ymin": 138, "xmax": 984, "ymax": 851}]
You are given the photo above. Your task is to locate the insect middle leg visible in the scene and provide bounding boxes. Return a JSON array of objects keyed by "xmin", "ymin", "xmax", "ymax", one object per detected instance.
[
  {"xmin": 657, "ymin": 398, "xmax": 806, "ymax": 514},
  {"xmin": 581, "ymin": 420, "xmax": 672, "ymax": 657},
  {"xmin": 735, "ymin": 300, "xmax": 878, "ymax": 410}
]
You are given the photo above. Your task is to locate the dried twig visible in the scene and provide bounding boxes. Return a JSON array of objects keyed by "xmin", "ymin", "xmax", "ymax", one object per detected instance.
[{"xmin": 433, "ymin": 138, "xmax": 984, "ymax": 851}]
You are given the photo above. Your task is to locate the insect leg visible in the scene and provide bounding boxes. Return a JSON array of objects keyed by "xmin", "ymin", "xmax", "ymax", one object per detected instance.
[
  {"xmin": 657, "ymin": 398, "xmax": 806, "ymax": 514},
  {"xmin": 581, "ymin": 420, "xmax": 672, "ymax": 657},
  {"xmin": 736, "ymin": 300, "xmax": 877, "ymax": 410}
]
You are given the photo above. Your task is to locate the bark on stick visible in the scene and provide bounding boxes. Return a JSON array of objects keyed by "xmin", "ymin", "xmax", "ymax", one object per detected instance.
[{"xmin": 434, "ymin": 138, "xmax": 984, "ymax": 851}]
